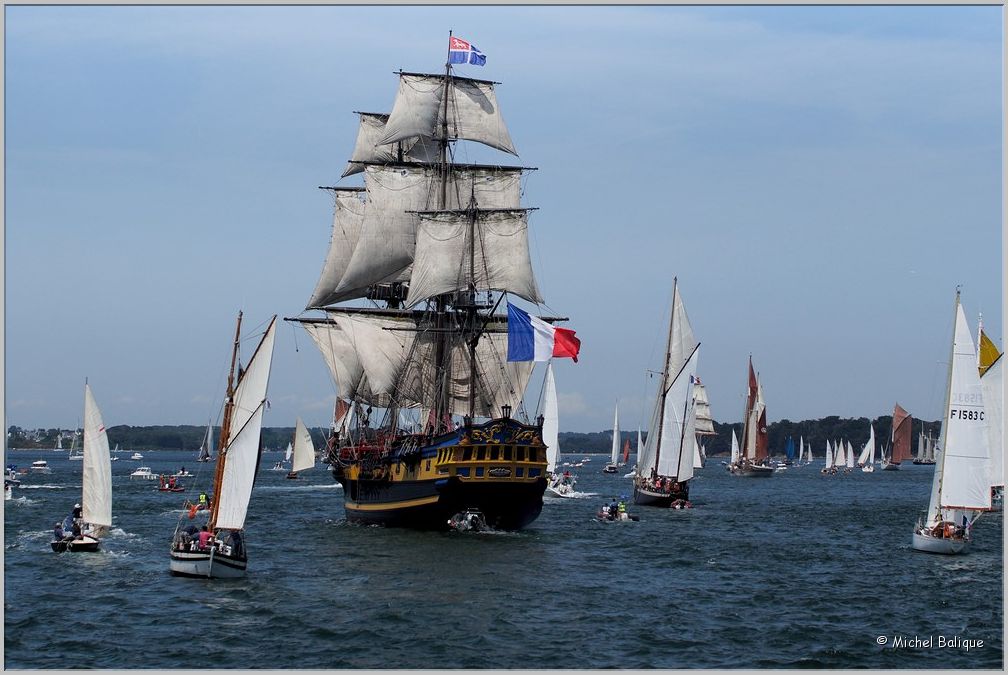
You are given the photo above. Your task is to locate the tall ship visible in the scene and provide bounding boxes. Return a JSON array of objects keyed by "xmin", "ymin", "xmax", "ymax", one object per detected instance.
[{"xmin": 287, "ymin": 37, "xmax": 578, "ymax": 531}]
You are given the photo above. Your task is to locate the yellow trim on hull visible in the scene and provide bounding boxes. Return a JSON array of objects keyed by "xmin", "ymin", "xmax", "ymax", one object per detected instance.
[{"xmin": 344, "ymin": 495, "xmax": 441, "ymax": 512}]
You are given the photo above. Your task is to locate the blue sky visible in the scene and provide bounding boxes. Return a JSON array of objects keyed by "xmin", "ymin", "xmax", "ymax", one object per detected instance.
[{"xmin": 4, "ymin": 5, "xmax": 1003, "ymax": 436}]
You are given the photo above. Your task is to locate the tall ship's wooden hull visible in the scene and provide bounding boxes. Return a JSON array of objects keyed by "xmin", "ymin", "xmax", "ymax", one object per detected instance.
[{"xmin": 332, "ymin": 418, "xmax": 547, "ymax": 531}]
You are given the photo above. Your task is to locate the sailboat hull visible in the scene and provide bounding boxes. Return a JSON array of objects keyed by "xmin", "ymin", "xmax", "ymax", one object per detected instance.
[
  {"xmin": 911, "ymin": 530, "xmax": 971, "ymax": 555},
  {"xmin": 729, "ymin": 463, "xmax": 774, "ymax": 477},
  {"xmin": 633, "ymin": 482, "xmax": 689, "ymax": 507},
  {"xmin": 51, "ymin": 535, "xmax": 101, "ymax": 553},
  {"xmin": 169, "ymin": 549, "xmax": 248, "ymax": 578},
  {"xmin": 334, "ymin": 419, "xmax": 548, "ymax": 531}
]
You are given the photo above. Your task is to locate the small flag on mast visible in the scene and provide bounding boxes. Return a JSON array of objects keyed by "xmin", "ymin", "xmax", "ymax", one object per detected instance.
[{"xmin": 448, "ymin": 36, "xmax": 486, "ymax": 66}]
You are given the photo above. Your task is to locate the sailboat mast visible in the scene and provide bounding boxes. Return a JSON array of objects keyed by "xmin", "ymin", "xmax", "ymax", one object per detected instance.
[
  {"xmin": 931, "ymin": 289, "xmax": 960, "ymax": 523},
  {"xmin": 652, "ymin": 277, "xmax": 678, "ymax": 474},
  {"xmin": 209, "ymin": 311, "xmax": 243, "ymax": 530}
]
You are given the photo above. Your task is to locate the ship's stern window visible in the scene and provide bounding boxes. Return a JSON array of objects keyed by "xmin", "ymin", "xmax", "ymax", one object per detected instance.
[
  {"xmin": 475, "ymin": 467, "xmax": 485, "ymax": 477},
  {"xmin": 516, "ymin": 447, "xmax": 526, "ymax": 461},
  {"xmin": 515, "ymin": 467, "xmax": 524, "ymax": 477},
  {"xmin": 490, "ymin": 447, "xmax": 499, "ymax": 460},
  {"xmin": 503, "ymin": 446, "xmax": 513, "ymax": 461},
  {"xmin": 476, "ymin": 447, "xmax": 486, "ymax": 461},
  {"xmin": 462, "ymin": 447, "xmax": 473, "ymax": 461},
  {"xmin": 456, "ymin": 467, "xmax": 470, "ymax": 477}
]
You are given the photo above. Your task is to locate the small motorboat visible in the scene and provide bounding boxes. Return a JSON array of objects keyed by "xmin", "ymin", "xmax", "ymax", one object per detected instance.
[
  {"xmin": 29, "ymin": 460, "xmax": 53, "ymax": 474},
  {"xmin": 448, "ymin": 509, "xmax": 487, "ymax": 532},
  {"xmin": 595, "ymin": 502, "xmax": 640, "ymax": 522},
  {"xmin": 51, "ymin": 533, "xmax": 101, "ymax": 553},
  {"xmin": 130, "ymin": 452, "xmax": 144, "ymax": 460},
  {"xmin": 158, "ymin": 475, "xmax": 185, "ymax": 492},
  {"xmin": 130, "ymin": 466, "xmax": 156, "ymax": 480},
  {"xmin": 5, "ymin": 466, "xmax": 21, "ymax": 486},
  {"xmin": 174, "ymin": 468, "xmax": 193, "ymax": 477}
]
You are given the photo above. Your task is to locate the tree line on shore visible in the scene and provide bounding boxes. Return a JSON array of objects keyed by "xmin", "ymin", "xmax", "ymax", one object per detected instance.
[{"xmin": 9, "ymin": 415, "xmax": 939, "ymax": 456}]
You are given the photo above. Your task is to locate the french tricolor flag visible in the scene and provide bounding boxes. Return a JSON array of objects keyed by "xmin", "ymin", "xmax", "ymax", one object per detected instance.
[{"xmin": 506, "ymin": 303, "xmax": 581, "ymax": 363}]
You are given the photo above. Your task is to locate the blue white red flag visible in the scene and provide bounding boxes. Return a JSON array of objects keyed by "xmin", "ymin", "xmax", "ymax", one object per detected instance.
[
  {"xmin": 506, "ymin": 303, "xmax": 580, "ymax": 363},
  {"xmin": 448, "ymin": 36, "xmax": 486, "ymax": 66}
]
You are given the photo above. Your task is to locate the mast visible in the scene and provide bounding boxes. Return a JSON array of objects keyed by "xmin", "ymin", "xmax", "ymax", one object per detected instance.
[
  {"xmin": 652, "ymin": 277, "xmax": 678, "ymax": 475},
  {"xmin": 740, "ymin": 355, "xmax": 755, "ymax": 463},
  {"xmin": 930, "ymin": 289, "xmax": 960, "ymax": 523},
  {"xmin": 209, "ymin": 311, "xmax": 242, "ymax": 530}
]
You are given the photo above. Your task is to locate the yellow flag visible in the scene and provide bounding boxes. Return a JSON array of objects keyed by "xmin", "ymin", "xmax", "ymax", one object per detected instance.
[{"xmin": 979, "ymin": 329, "xmax": 1002, "ymax": 376}]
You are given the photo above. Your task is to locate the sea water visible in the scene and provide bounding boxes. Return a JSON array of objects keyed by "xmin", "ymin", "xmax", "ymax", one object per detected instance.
[{"xmin": 3, "ymin": 449, "xmax": 1002, "ymax": 669}]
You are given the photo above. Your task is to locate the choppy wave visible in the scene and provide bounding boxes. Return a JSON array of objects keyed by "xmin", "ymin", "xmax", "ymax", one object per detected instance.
[{"xmin": 3, "ymin": 450, "xmax": 1002, "ymax": 669}]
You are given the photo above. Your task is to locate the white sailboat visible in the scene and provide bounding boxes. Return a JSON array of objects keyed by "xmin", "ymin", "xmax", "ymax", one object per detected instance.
[
  {"xmin": 859, "ymin": 424, "xmax": 876, "ymax": 472},
  {"xmin": 821, "ymin": 439, "xmax": 835, "ymax": 474},
  {"xmin": 170, "ymin": 313, "xmax": 277, "ymax": 578},
  {"xmin": 544, "ymin": 363, "xmax": 576, "ymax": 497},
  {"xmin": 273, "ymin": 442, "xmax": 293, "ymax": 471},
  {"xmin": 633, "ymin": 278, "xmax": 699, "ymax": 505},
  {"xmin": 286, "ymin": 417, "xmax": 316, "ymax": 479},
  {"xmin": 603, "ymin": 403, "xmax": 620, "ymax": 473},
  {"xmin": 912, "ymin": 292, "xmax": 991, "ymax": 554},
  {"xmin": 68, "ymin": 431, "xmax": 83, "ymax": 460},
  {"xmin": 845, "ymin": 440, "xmax": 854, "ymax": 471},
  {"xmin": 51, "ymin": 383, "xmax": 112, "ymax": 553},
  {"xmin": 196, "ymin": 421, "xmax": 213, "ymax": 463}
]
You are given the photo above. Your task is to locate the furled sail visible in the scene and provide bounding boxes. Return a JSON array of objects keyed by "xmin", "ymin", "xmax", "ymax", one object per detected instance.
[
  {"xmin": 307, "ymin": 188, "xmax": 366, "ymax": 308},
  {"xmin": 343, "ymin": 112, "xmax": 439, "ymax": 177},
  {"xmin": 82, "ymin": 383, "xmax": 112, "ymax": 528},
  {"xmin": 378, "ymin": 73, "xmax": 517, "ymax": 155},
  {"xmin": 406, "ymin": 209, "xmax": 542, "ymax": 308}
]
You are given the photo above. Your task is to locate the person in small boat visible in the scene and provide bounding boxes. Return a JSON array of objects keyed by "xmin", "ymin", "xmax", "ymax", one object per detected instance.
[
  {"xmin": 54, "ymin": 522, "xmax": 65, "ymax": 541},
  {"xmin": 180, "ymin": 465, "xmax": 185, "ymax": 475},
  {"xmin": 617, "ymin": 500, "xmax": 627, "ymax": 518},
  {"xmin": 71, "ymin": 519, "xmax": 82, "ymax": 539},
  {"xmin": 72, "ymin": 503, "xmax": 82, "ymax": 521},
  {"xmin": 168, "ymin": 476, "xmax": 177, "ymax": 490}
]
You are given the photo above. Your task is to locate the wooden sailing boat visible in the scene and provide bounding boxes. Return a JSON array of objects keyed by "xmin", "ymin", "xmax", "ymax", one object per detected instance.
[
  {"xmin": 603, "ymin": 403, "xmax": 620, "ymax": 473},
  {"xmin": 882, "ymin": 403, "xmax": 911, "ymax": 470},
  {"xmin": 633, "ymin": 278, "xmax": 699, "ymax": 506},
  {"xmin": 169, "ymin": 313, "xmax": 277, "ymax": 577},
  {"xmin": 287, "ymin": 38, "xmax": 576, "ymax": 530},
  {"xmin": 286, "ymin": 417, "xmax": 316, "ymax": 479},
  {"xmin": 51, "ymin": 383, "xmax": 112, "ymax": 553},
  {"xmin": 912, "ymin": 291, "xmax": 991, "ymax": 554},
  {"xmin": 731, "ymin": 356, "xmax": 773, "ymax": 477}
]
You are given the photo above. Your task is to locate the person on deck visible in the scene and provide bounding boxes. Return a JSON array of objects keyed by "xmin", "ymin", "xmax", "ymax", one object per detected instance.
[
  {"xmin": 198, "ymin": 526, "xmax": 214, "ymax": 549},
  {"xmin": 72, "ymin": 503, "xmax": 82, "ymax": 521},
  {"xmin": 71, "ymin": 520, "xmax": 82, "ymax": 539},
  {"xmin": 54, "ymin": 522, "xmax": 64, "ymax": 540}
]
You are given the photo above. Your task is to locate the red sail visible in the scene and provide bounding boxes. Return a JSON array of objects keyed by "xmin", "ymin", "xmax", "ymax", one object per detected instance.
[
  {"xmin": 622, "ymin": 438, "xmax": 630, "ymax": 463},
  {"xmin": 755, "ymin": 407, "xmax": 769, "ymax": 461},
  {"xmin": 891, "ymin": 403, "xmax": 912, "ymax": 464}
]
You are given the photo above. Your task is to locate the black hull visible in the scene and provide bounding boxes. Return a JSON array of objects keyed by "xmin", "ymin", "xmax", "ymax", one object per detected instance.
[
  {"xmin": 51, "ymin": 538, "xmax": 100, "ymax": 553},
  {"xmin": 341, "ymin": 475, "xmax": 546, "ymax": 531},
  {"xmin": 334, "ymin": 417, "xmax": 548, "ymax": 531},
  {"xmin": 633, "ymin": 481, "xmax": 690, "ymax": 507}
]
